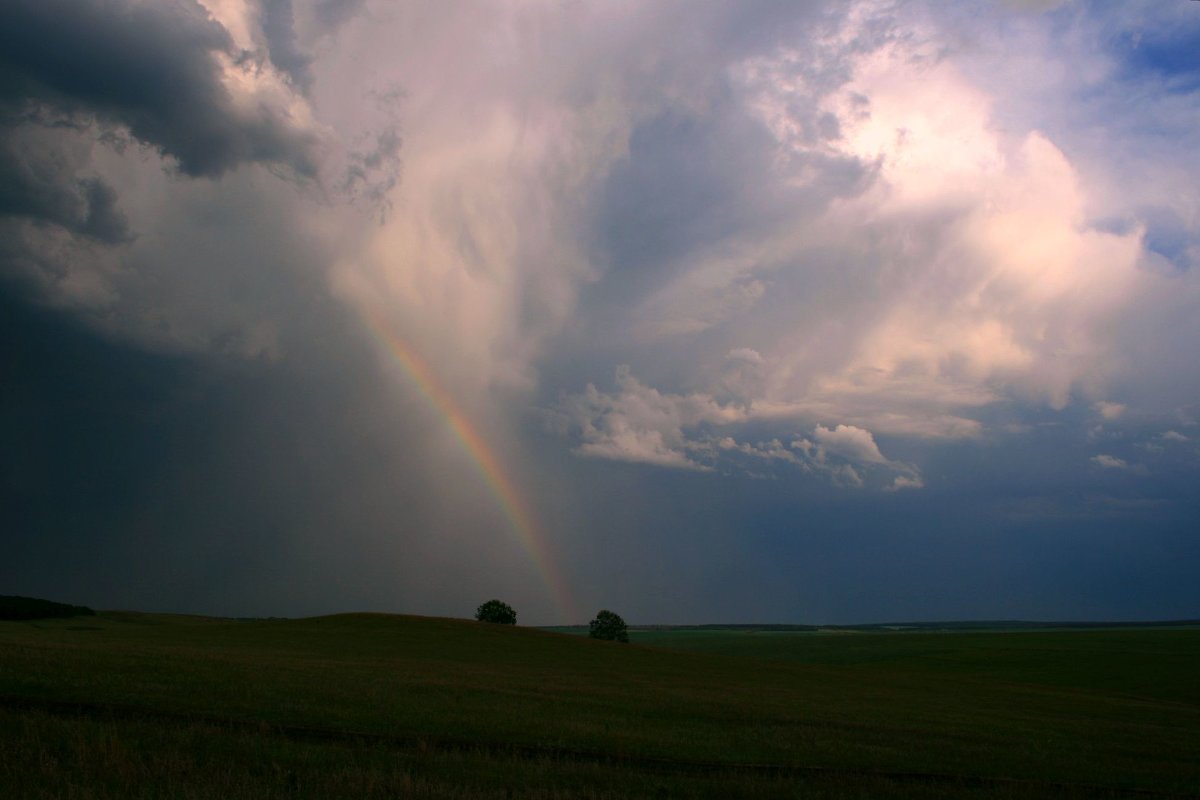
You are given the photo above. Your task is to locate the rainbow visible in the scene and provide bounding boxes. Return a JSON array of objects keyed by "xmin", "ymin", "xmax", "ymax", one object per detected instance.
[{"xmin": 360, "ymin": 305, "xmax": 578, "ymax": 623}]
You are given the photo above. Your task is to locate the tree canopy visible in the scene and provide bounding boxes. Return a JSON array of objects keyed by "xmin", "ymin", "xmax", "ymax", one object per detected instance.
[
  {"xmin": 588, "ymin": 609, "xmax": 628, "ymax": 642},
  {"xmin": 475, "ymin": 599, "xmax": 517, "ymax": 625}
]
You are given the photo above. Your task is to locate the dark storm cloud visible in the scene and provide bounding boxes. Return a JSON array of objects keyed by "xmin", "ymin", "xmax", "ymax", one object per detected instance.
[
  {"xmin": 259, "ymin": 0, "xmax": 368, "ymax": 94},
  {"xmin": 0, "ymin": 127, "xmax": 131, "ymax": 243},
  {"xmin": 0, "ymin": 282, "xmax": 533, "ymax": 618},
  {"xmin": 261, "ymin": 0, "xmax": 313, "ymax": 94},
  {"xmin": 0, "ymin": 0, "xmax": 319, "ymax": 179}
]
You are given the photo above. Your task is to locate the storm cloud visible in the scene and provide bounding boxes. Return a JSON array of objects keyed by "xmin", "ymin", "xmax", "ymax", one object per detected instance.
[
  {"xmin": 0, "ymin": 0, "xmax": 320, "ymax": 179},
  {"xmin": 2, "ymin": 0, "xmax": 1198, "ymax": 625}
]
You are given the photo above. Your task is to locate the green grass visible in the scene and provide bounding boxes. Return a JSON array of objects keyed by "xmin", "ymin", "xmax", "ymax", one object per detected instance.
[
  {"xmin": 629, "ymin": 627, "xmax": 1200, "ymax": 705},
  {"xmin": 1, "ymin": 612, "xmax": 1197, "ymax": 798}
]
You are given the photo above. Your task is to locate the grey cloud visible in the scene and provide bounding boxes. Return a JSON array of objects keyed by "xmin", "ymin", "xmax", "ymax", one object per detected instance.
[
  {"xmin": 1088, "ymin": 450, "xmax": 1152, "ymax": 478},
  {"xmin": 0, "ymin": 0, "xmax": 339, "ymax": 350},
  {"xmin": 812, "ymin": 424, "xmax": 887, "ymax": 464},
  {"xmin": 1140, "ymin": 206, "xmax": 1197, "ymax": 273},
  {"xmin": 557, "ymin": 366, "xmax": 740, "ymax": 470},
  {"xmin": 0, "ymin": 126, "xmax": 130, "ymax": 243},
  {"xmin": 73, "ymin": 178, "xmax": 131, "ymax": 243},
  {"xmin": 0, "ymin": 286, "xmax": 555, "ymax": 620},
  {"xmin": 889, "ymin": 475, "xmax": 924, "ymax": 491},
  {"xmin": 716, "ymin": 437, "xmax": 799, "ymax": 464},
  {"xmin": 793, "ymin": 426, "xmax": 923, "ymax": 490},
  {"xmin": 557, "ymin": 366, "xmax": 923, "ymax": 488},
  {"xmin": 586, "ymin": 82, "xmax": 871, "ymax": 339},
  {"xmin": 999, "ymin": 0, "xmax": 1069, "ymax": 10},
  {"xmin": 1092, "ymin": 454, "xmax": 1129, "ymax": 470},
  {"xmin": 260, "ymin": 0, "xmax": 368, "ymax": 97},
  {"xmin": 0, "ymin": 0, "xmax": 319, "ymax": 179},
  {"xmin": 262, "ymin": 0, "xmax": 313, "ymax": 94},
  {"xmin": 340, "ymin": 124, "xmax": 402, "ymax": 214},
  {"xmin": 727, "ymin": 348, "xmax": 763, "ymax": 365},
  {"xmin": 1094, "ymin": 402, "xmax": 1127, "ymax": 421},
  {"xmin": 311, "ymin": 0, "xmax": 367, "ymax": 37}
]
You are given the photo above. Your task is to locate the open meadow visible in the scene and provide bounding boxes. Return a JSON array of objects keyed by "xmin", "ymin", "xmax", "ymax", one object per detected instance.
[{"xmin": 1, "ymin": 613, "xmax": 1197, "ymax": 798}]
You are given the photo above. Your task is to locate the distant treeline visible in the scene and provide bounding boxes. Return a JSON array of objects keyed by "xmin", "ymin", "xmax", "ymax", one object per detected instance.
[
  {"xmin": 630, "ymin": 619, "xmax": 1200, "ymax": 633},
  {"xmin": 842, "ymin": 620, "xmax": 1200, "ymax": 631},
  {"xmin": 0, "ymin": 596, "xmax": 95, "ymax": 621},
  {"xmin": 635, "ymin": 624, "xmax": 821, "ymax": 632}
]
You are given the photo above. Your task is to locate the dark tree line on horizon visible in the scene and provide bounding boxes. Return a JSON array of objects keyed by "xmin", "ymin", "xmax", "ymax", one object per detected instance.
[
  {"xmin": 475, "ymin": 600, "xmax": 629, "ymax": 643},
  {"xmin": 0, "ymin": 595, "xmax": 95, "ymax": 621}
]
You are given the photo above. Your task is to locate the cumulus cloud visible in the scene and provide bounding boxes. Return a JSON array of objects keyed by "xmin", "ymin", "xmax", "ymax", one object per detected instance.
[
  {"xmin": 716, "ymin": 437, "xmax": 800, "ymax": 465},
  {"xmin": 557, "ymin": 367, "xmax": 922, "ymax": 488},
  {"xmin": 556, "ymin": 366, "xmax": 743, "ymax": 470},
  {"xmin": 812, "ymin": 424, "xmax": 887, "ymax": 464},
  {"xmin": 549, "ymin": 0, "xmax": 1200, "ymax": 482},
  {"xmin": 794, "ymin": 425, "xmax": 923, "ymax": 490}
]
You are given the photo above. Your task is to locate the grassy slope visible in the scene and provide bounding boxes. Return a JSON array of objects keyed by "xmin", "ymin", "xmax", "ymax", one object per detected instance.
[
  {"xmin": 630, "ymin": 627, "xmax": 1200, "ymax": 705},
  {"xmin": 1, "ymin": 613, "xmax": 1197, "ymax": 798}
]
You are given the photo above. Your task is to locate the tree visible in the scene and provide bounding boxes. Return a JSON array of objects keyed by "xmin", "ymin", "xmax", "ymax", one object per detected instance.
[
  {"xmin": 475, "ymin": 599, "xmax": 516, "ymax": 625},
  {"xmin": 588, "ymin": 609, "xmax": 628, "ymax": 643}
]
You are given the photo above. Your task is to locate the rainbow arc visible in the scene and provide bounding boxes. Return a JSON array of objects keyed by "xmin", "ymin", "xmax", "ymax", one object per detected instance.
[{"xmin": 361, "ymin": 305, "xmax": 577, "ymax": 623}]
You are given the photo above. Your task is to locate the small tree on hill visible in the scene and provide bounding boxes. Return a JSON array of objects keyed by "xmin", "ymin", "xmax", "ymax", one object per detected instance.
[
  {"xmin": 475, "ymin": 599, "xmax": 517, "ymax": 625},
  {"xmin": 588, "ymin": 609, "xmax": 628, "ymax": 642}
]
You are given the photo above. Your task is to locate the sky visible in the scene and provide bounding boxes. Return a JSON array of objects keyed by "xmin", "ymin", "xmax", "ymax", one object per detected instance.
[{"xmin": 2, "ymin": 0, "xmax": 1198, "ymax": 625}]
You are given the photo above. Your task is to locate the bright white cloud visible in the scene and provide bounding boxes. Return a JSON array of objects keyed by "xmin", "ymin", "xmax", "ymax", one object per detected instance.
[{"xmin": 807, "ymin": 66, "xmax": 1144, "ymax": 411}]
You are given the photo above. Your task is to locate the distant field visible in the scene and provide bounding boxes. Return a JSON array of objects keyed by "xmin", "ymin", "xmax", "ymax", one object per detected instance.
[
  {"xmin": 1, "ymin": 613, "xmax": 1197, "ymax": 798},
  {"xmin": 626, "ymin": 625, "xmax": 1200, "ymax": 705}
]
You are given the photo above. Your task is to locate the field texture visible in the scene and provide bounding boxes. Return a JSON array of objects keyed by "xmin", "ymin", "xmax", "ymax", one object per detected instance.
[{"xmin": 0, "ymin": 613, "xmax": 1197, "ymax": 798}]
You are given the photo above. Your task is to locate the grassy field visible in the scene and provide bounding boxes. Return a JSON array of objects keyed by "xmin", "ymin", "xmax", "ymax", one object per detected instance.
[{"xmin": 1, "ymin": 613, "xmax": 1197, "ymax": 798}]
